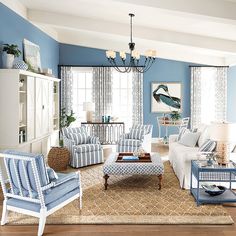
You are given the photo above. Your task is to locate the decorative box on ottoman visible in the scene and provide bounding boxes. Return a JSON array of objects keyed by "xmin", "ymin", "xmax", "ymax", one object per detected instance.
[{"xmin": 48, "ymin": 147, "xmax": 70, "ymax": 171}]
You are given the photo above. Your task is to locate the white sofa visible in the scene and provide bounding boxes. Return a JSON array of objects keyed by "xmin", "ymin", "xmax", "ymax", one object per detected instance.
[
  {"xmin": 169, "ymin": 125, "xmax": 236, "ymax": 189},
  {"xmin": 169, "ymin": 125, "xmax": 210, "ymax": 189}
]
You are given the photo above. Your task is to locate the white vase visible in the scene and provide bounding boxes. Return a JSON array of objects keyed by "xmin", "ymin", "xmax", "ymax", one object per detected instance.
[{"xmin": 2, "ymin": 52, "xmax": 15, "ymax": 69}]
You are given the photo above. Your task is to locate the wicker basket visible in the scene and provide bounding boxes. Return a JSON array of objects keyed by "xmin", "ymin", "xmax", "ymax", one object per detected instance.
[{"xmin": 48, "ymin": 147, "xmax": 70, "ymax": 171}]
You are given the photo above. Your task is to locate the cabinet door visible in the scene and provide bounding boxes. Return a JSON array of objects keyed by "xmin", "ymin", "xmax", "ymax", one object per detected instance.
[
  {"xmin": 48, "ymin": 81, "xmax": 54, "ymax": 132},
  {"xmin": 35, "ymin": 79, "xmax": 43, "ymax": 138},
  {"xmin": 27, "ymin": 76, "xmax": 35, "ymax": 141},
  {"xmin": 41, "ymin": 79, "xmax": 50, "ymax": 136}
]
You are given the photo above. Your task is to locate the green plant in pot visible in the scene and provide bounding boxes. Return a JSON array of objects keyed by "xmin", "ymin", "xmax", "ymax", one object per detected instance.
[
  {"xmin": 170, "ymin": 111, "xmax": 181, "ymax": 121},
  {"xmin": 2, "ymin": 44, "xmax": 21, "ymax": 69},
  {"xmin": 59, "ymin": 108, "xmax": 76, "ymax": 146}
]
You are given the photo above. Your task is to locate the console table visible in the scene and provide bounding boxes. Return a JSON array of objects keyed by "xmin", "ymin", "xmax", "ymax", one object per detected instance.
[
  {"xmin": 190, "ymin": 160, "xmax": 236, "ymax": 206},
  {"xmin": 81, "ymin": 122, "xmax": 125, "ymax": 145}
]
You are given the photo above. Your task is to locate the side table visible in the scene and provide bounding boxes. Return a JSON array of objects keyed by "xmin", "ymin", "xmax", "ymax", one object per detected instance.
[{"xmin": 190, "ymin": 160, "xmax": 236, "ymax": 206}]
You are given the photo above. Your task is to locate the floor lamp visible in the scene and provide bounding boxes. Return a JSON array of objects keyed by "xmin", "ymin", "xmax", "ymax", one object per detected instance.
[{"xmin": 83, "ymin": 102, "xmax": 95, "ymax": 123}]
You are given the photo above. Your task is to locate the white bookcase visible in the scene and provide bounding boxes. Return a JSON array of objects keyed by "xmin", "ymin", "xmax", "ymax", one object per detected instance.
[{"xmin": 0, "ymin": 69, "xmax": 60, "ymax": 157}]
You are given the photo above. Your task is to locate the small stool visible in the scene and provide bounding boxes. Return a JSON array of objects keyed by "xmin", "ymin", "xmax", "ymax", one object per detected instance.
[{"xmin": 48, "ymin": 147, "xmax": 70, "ymax": 171}]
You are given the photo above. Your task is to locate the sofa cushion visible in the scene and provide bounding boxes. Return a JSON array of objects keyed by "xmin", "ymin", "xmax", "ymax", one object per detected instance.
[
  {"xmin": 68, "ymin": 132, "xmax": 88, "ymax": 145},
  {"xmin": 178, "ymin": 131, "xmax": 201, "ymax": 147},
  {"xmin": 197, "ymin": 125, "xmax": 210, "ymax": 147},
  {"xmin": 177, "ymin": 127, "xmax": 188, "ymax": 141},
  {"xmin": 62, "ymin": 127, "xmax": 87, "ymax": 138},
  {"xmin": 74, "ymin": 144, "xmax": 101, "ymax": 153},
  {"xmin": 199, "ymin": 139, "xmax": 216, "ymax": 152}
]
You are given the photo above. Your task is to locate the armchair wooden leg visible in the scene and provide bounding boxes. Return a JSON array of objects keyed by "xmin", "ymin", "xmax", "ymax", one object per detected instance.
[
  {"xmin": 158, "ymin": 174, "xmax": 163, "ymax": 190},
  {"xmin": 104, "ymin": 174, "xmax": 109, "ymax": 190},
  {"xmin": 38, "ymin": 208, "xmax": 47, "ymax": 236},
  {"xmin": 1, "ymin": 200, "xmax": 8, "ymax": 225}
]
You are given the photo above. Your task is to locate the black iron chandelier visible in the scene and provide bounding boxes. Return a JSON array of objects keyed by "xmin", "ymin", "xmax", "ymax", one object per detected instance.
[{"xmin": 106, "ymin": 13, "xmax": 156, "ymax": 73}]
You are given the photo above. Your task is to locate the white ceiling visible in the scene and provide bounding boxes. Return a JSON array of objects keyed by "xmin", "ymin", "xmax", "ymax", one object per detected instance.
[{"xmin": 3, "ymin": 0, "xmax": 236, "ymax": 65}]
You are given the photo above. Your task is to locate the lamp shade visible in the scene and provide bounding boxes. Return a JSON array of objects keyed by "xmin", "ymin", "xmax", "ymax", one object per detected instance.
[
  {"xmin": 210, "ymin": 122, "xmax": 236, "ymax": 142},
  {"xmin": 83, "ymin": 102, "xmax": 95, "ymax": 112}
]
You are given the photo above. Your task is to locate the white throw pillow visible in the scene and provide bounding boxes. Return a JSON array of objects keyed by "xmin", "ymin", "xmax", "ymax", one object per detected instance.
[
  {"xmin": 179, "ymin": 131, "xmax": 201, "ymax": 147},
  {"xmin": 197, "ymin": 126, "xmax": 210, "ymax": 147}
]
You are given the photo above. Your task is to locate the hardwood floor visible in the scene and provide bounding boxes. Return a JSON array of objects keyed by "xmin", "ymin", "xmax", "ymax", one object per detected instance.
[{"xmin": 0, "ymin": 143, "xmax": 235, "ymax": 236}]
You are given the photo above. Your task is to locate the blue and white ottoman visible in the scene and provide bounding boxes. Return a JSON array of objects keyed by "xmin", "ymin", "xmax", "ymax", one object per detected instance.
[{"xmin": 103, "ymin": 153, "xmax": 164, "ymax": 190}]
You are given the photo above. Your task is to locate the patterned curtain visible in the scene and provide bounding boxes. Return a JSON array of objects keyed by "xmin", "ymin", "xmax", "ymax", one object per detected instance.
[
  {"xmin": 191, "ymin": 67, "xmax": 202, "ymax": 128},
  {"xmin": 132, "ymin": 69, "xmax": 143, "ymax": 125},
  {"xmin": 92, "ymin": 67, "xmax": 112, "ymax": 121},
  {"xmin": 60, "ymin": 66, "xmax": 73, "ymax": 113},
  {"xmin": 191, "ymin": 67, "xmax": 227, "ymax": 129}
]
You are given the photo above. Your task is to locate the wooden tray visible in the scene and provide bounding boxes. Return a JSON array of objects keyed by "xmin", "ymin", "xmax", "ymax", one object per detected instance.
[{"xmin": 116, "ymin": 152, "xmax": 152, "ymax": 163}]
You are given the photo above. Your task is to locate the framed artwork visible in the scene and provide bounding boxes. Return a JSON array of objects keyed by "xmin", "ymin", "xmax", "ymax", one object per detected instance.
[
  {"xmin": 23, "ymin": 39, "xmax": 41, "ymax": 72},
  {"xmin": 151, "ymin": 82, "xmax": 182, "ymax": 113}
]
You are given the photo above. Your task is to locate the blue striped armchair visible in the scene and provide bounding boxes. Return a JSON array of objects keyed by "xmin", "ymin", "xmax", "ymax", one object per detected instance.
[
  {"xmin": 62, "ymin": 127, "xmax": 104, "ymax": 168},
  {"xmin": 117, "ymin": 124, "xmax": 153, "ymax": 153},
  {"xmin": 0, "ymin": 150, "xmax": 82, "ymax": 236}
]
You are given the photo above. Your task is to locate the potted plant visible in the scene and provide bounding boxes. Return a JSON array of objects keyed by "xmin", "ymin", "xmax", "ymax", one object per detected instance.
[
  {"xmin": 170, "ymin": 111, "xmax": 181, "ymax": 121},
  {"xmin": 2, "ymin": 44, "xmax": 21, "ymax": 68},
  {"xmin": 59, "ymin": 108, "xmax": 76, "ymax": 146}
]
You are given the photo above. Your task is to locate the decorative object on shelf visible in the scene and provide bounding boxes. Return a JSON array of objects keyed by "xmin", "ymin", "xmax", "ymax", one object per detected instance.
[
  {"xmin": 47, "ymin": 147, "xmax": 70, "ymax": 171},
  {"xmin": 206, "ymin": 152, "xmax": 216, "ymax": 166},
  {"xmin": 170, "ymin": 111, "xmax": 181, "ymax": 121},
  {"xmin": 105, "ymin": 13, "xmax": 156, "ymax": 73},
  {"xmin": 19, "ymin": 78, "xmax": 24, "ymax": 88},
  {"xmin": 102, "ymin": 115, "xmax": 111, "ymax": 123},
  {"xmin": 2, "ymin": 44, "xmax": 21, "ymax": 69},
  {"xmin": 202, "ymin": 184, "xmax": 227, "ymax": 196},
  {"xmin": 13, "ymin": 60, "xmax": 28, "ymax": 70},
  {"xmin": 210, "ymin": 122, "xmax": 236, "ymax": 164},
  {"xmin": 23, "ymin": 39, "xmax": 41, "ymax": 72},
  {"xmin": 151, "ymin": 82, "xmax": 182, "ymax": 113},
  {"xmin": 83, "ymin": 102, "xmax": 95, "ymax": 123}
]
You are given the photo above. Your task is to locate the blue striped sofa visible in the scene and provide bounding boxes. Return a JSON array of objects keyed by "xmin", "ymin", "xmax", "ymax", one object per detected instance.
[
  {"xmin": 62, "ymin": 127, "xmax": 104, "ymax": 168},
  {"xmin": 117, "ymin": 124, "xmax": 153, "ymax": 153},
  {"xmin": 0, "ymin": 150, "xmax": 82, "ymax": 236}
]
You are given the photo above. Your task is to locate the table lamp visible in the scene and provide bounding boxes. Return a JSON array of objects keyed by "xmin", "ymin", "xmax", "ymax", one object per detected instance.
[
  {"xmin": 210, "ymin": 122, "xmax": 236, "ymax": 164},
  {"xmin": 83, "ymin": 102, "xmax": 95, "ymax": 123}
]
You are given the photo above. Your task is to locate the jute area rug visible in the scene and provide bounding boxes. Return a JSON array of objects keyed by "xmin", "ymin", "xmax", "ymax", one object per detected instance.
[{"xmin": 3, "ymin": 161, "xmax": 234, "ymax": 225}]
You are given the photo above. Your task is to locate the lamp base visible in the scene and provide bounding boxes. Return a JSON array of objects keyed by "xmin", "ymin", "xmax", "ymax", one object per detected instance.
[
  {"xmin": 86, "ymin": 111, "xmax": 93, "ymax": 123},
  {"xmin": 216, "ymin": 142, "xmax": 230, "ymax": 165}
]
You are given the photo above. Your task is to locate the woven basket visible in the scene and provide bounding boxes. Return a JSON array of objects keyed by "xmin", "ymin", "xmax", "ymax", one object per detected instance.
[{"xmin": 48, "ymin": 147, "xmax": 70, "ymax": 171}]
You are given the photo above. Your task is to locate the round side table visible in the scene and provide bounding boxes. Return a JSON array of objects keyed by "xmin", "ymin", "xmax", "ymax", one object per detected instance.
[{"xmin": 47, "ymin": 147, "xmax": 70, "ymax": 171}]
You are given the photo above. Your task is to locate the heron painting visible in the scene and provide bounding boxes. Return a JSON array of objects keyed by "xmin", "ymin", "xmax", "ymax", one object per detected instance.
[{"xmin": 151, "ymin": 82, "xmax": 182, "ymax": 113}]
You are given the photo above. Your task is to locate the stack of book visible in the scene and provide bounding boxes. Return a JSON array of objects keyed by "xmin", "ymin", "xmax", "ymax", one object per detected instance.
[{"xmin": 122, "ymin": 156, "xmax": 139, "ymax": 161}]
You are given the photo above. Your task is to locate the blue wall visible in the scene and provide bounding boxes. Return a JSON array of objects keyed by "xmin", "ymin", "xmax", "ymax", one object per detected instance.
[
  {"xmin": 60, "ymin": 43, "xmax": 193, "ymax": 137},
  {"xmin": 0, "ymin": 3, "xmax": 59, "ymax": 75}
]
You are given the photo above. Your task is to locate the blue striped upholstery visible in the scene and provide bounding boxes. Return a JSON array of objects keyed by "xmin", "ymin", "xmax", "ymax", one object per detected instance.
[
  {"xmin": 199, "ymin": 139, "xmax": 217, "ymax": 152},
  {"xmin": 129, "ymin": 129, "xmax": 144, "ymax": 140},
  {"xmin": 3, "ymin": 150, "xmax": 49, "ymax": 193},
  {"xmin": 117, "ymin": 124, "xmax": 153, "ymax": 153},
  {"xmin": 62, "ymin": 127, "xmax": 104, "ymax": 168},
  {"xmin": 68, "ymin": 132, "xmax": 88, "ymax": 145}
]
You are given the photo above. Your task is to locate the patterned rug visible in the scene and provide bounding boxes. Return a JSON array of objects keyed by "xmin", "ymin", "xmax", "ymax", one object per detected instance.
[{"xmin": 2, "ymin": 161, "xmax": 234, "ymax": 225}]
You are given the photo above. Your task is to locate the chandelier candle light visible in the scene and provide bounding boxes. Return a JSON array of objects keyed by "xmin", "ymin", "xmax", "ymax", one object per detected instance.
[{"xmin": 106, "ymin": 13, "xmax": 156, "ymax": 73}]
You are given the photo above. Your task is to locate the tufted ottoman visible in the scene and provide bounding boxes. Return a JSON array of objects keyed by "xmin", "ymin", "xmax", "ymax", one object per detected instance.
[{"xmin": 103, "ymin": 152, "xmax": 164, "ymax": 190}]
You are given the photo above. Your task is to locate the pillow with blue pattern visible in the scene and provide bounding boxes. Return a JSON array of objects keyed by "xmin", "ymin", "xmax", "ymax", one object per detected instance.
[{"xmin": 68, "ymin": 132, "xmax": 88, "ymax": 145}]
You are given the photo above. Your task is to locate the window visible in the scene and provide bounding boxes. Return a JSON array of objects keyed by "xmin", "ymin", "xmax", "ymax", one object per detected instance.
[
  {"xmin": 191, "ymin": 67, "xmax": 227, "ymax": 128},
  {"xmin": 112, "ymin": 70, "xmax": 133, "ymax": 131},
  {"xmin": 71, "ymin": 67, "xmax": 133, "ymax": 130},
  {"xmin": 71, "ymin": 67, "xmax": 93, "ymax": 126}
]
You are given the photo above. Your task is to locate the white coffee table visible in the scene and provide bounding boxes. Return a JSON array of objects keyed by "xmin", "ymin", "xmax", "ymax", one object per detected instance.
[{"xmin": 103, "ymin": 152, "xmax": 164, "ymax": 190}]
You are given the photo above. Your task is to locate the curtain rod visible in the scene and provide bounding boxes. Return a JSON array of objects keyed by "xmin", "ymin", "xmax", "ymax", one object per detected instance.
[
  {"xmin": 189, "ymin": 65, "xmax": 229, "ymax": 68},
  {"xmin": 58, "ymin": 65, "xmax": 145, "ymax": 68}
]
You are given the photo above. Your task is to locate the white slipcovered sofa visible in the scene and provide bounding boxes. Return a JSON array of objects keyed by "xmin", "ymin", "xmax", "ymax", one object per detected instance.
[{"xmin": 169, "ymin": 125, "xmax": 210, "ymax": 189}]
